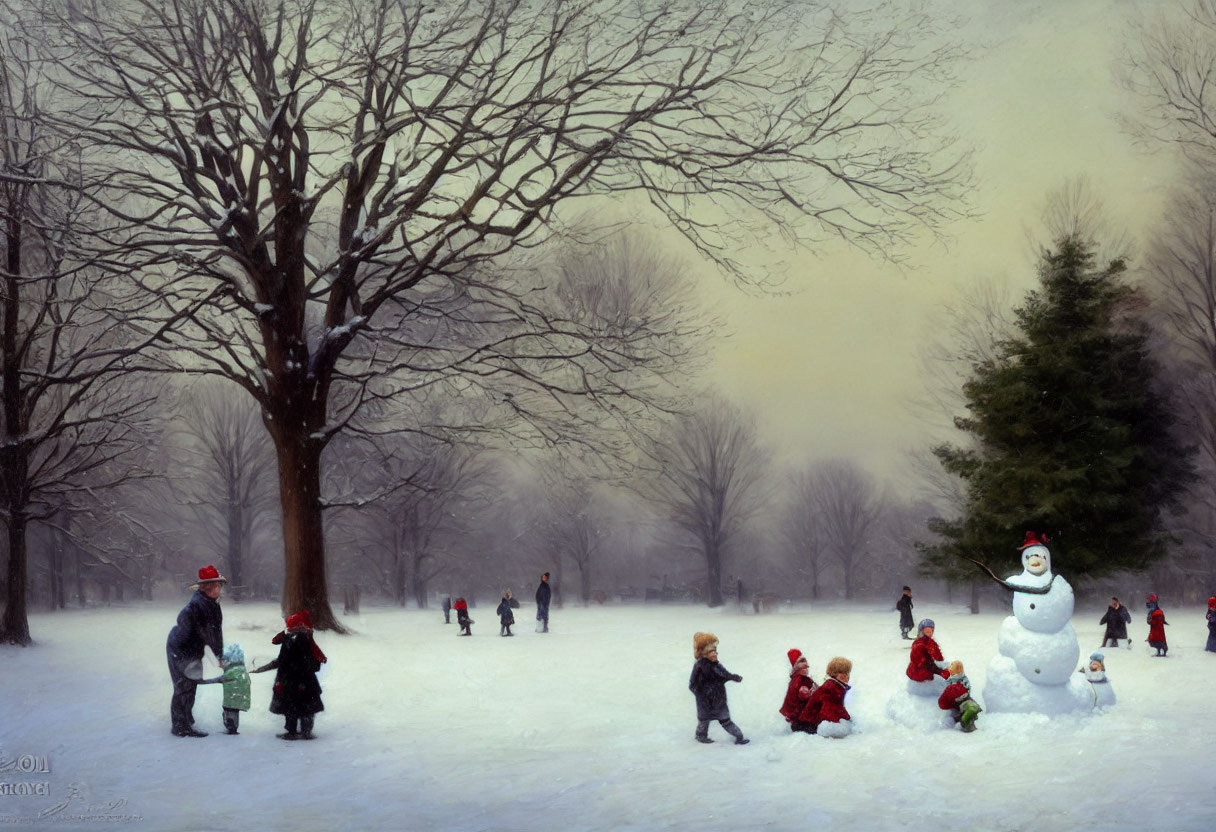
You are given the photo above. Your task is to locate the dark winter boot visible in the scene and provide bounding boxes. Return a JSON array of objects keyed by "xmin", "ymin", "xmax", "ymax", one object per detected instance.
[
  {"xmin": 695, "ymin": 736, "xmax": 714, "ymax": 744},
  {"xmin": 721, "ymin": 719, "xmax": 746, "ymax": 745},
  {"xmin": 172, "ymin": 727, "xmax": 208, "ymax": 738},
  {"xmin": 223, "ymin": 707, "xmax": 240, "ymax": 735},
  {"xmin": 300, "ymin": 717, "xmax": 315, "ymax": 740},
  {"xmin": 278, "ymin": 717, "xmax": 299, "ymax": 740}
]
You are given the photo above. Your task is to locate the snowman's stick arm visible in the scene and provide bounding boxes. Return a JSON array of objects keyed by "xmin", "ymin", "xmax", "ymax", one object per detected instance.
[{"xmin": 961, "ymin": 555, "xmax": 1055, "ymax": 594}]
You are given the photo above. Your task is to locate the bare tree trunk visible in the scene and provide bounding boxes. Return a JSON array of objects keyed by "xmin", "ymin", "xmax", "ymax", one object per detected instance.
[
  {"xmin": 273, "ymin": 429, "xmax": 344, "ymax": 631},
  {"xmin": 226, "ymin": 492, "xmax": 244, "ymax": 601},
  {"xmin": 74, "ymin": 548, "xmax": 85, "ymax": 606},
  {"xmin": 705, "ymin": 539, "xmax": 724, "ymax": 608},
  {"xmin": 1, "ymin": 220, "xmax": 31, "ymax": 645},
  {"xmin": 578, "ymin": 561, "xmax": 591, "ymax": 605},
  {"xmin": 969, "ymin": 578, "xmax": 981, "ymax": 614},
  {"xmin": 411, "ymin": 552, "xmax": 429, "ymax": 609}
]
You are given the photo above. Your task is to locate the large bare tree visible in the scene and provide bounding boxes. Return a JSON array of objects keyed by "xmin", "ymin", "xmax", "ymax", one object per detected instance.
[
  {"xmin": 0, "ymin": 32, "xmax": 158, "ymax": 644},
  {"xmin": 33, "ymin": 0, "xmax": 969, "ymax": 628}
]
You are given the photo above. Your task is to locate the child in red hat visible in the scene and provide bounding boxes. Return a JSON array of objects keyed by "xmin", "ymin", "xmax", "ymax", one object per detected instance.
[
  {"xmin": 252, "ymin": 610, "xmax": 327, "ymax": 739},
  {"xmin": 1147, "ymin": 607, "xmax": 1169, "ymax": 657},
  {"xmin": 454, "ymin": 598, "xmax": 472, "ymax": 635},
  {"xmin": 780, "ymin": 648, "xmax": 818, "ymax": 732}
]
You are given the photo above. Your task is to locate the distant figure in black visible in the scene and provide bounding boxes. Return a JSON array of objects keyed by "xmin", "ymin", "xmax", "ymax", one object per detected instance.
[
  {"xmin": 1099, "ymin": 597, "xmax": 1132, "ymax": 648},
  {"xmin": 442, "ymin": 595, "xmax": 452, "ymax": 624},
  {"xmin": 497, "ymin": 589, "xmax": 516, "ymax": 636},
  {"xmin": 535, "ymin": 573, "xmax": 552, "ymax": 633},
  {"xmin": 895, "ymin": 586, "xmax": 914, "ymax": 640},
  {"xmin": 165, "ymin": 564, "xmax": 227, "ymax": 737},
  {"xmin": 252, "ymin": 610, "xmax": 327, "ymax": 740}
]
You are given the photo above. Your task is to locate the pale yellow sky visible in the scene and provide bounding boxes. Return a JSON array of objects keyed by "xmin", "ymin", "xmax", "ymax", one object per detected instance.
[{"xmin": 698, "ymin": 0, "xmax": 1178, "ymax": 487}]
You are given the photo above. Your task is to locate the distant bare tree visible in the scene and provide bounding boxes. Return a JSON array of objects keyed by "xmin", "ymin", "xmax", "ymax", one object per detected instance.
[
  {"xmin": 801, "ymin": 459, "xmax": 882, "ymax": 600},
  {"xmin": 28, "ymin": 0, "xmax": 970, "ymax": 628},
  {"xmin": 780, "ymin": 469, "xmax": 829, "ymax": 600},
  {"xmin": 643, "ymin": 395, "xmax": 767, "ymax": 607},
  {"xmin": 536, "ymin": 465, "xmax": 603, "ymax": 606},
  {"xmin": 165, "ymin": 380, "xmax": 278, "ymax": 600}
]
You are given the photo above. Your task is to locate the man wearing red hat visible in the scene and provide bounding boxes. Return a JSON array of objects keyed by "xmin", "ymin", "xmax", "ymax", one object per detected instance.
[{"xmin": 165, "ymin": 565, "xmax": 227, "ymax": 737}]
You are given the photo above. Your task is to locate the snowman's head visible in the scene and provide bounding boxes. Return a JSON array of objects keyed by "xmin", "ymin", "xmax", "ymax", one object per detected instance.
[{"xmin": 1021, "ymin": 544, "xmax": 1051, "ymax": 576}]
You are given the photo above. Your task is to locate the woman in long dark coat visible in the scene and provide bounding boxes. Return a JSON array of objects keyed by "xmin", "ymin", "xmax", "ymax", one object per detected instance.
[
  {"xmin": 253, "ymin": 611, "xmax": 327, "ymax": 739},
  {"xmin": 1098, "ymin": 597, "xmax": 1132, "ymax": 648}
]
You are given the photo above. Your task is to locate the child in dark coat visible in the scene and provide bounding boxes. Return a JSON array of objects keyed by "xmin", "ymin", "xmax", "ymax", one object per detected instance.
[
  {"xmin": 1147, "ymin": 607, "xmax": 1169, "ymax": 656},
  {"xmin": 455, "ymin": 597, "xmax": 472, "ymax": 635},
  {"xmin": 1207, "ymin": 597, "xmax": 1216, "ymax": 653},
  {"xmin": 780, "ymin": 648, "xmax": 817, "ymax": 732},
  {"xmin": 688, "ymin": 632, "xmax": 748, "ymax": 745},
  {"xmin": 252, "ymin": 610, "xmax": 327, "ymax": 739},
  {"xmin": 796, "ymin": 657, "xmax": 853, "ymax": 738},
  {"xmin": 497, "ymin": 589, "xmax": 515, "ymax": 636},
  {"xmin": 937, "ymin": 660, "xmax": 981, "ymax": 732},
  {"xmin": 895, "ymin": 586, "xmax": 914, "ymax": 639}
]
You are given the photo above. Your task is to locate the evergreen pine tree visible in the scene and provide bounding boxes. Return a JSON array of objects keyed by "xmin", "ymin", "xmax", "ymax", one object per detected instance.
[{"xmin": 923, "ymin": 235, "xmax": 1194, "ymax": 581}]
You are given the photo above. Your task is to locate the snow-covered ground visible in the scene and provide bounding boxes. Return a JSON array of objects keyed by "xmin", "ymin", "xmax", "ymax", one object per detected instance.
[{"xmin": 2, "ymin": 599, "xmax": 1214, "ymax": 832}]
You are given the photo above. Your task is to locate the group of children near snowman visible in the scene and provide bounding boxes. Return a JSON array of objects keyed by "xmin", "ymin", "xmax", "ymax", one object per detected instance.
[{"xmin": 199, "ymin": 609, "xmax": 329, "ymax": 740}]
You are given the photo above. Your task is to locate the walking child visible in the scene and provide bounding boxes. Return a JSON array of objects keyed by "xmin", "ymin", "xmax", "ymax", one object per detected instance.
[
  {"xmin": 455, "ymin": 597, "xmax": 472, "ymax": 635},
  {"xmin": 795, "ymin": 657, "xmax": 854, "ymax": 738},
  {"xmin": 688, "ymin": 632, "xmax": 749, "ymax": 745},
  {"xmin": 252, "ymin": 610, "xmax": 327, "ymax": 740},
  {"xmin": 895, "ymin": 586, "xmax": 914, "ymax": 639},
  {"xmin": 1145, "ymin": 593, "xmax": 1160, "ymax": 625},
  {"xmin": 1147, "ymin": 607, "xmax": 1169, "ymax": 657},
  {"xmin": 937, "ymin": 660, "xmax": 981, "ymax": 732},
  {"xmin": 497, "ymin": 589, "xmax": 516, "ymax": 637},
  {"xmin": 780, "ymin": 648, "xmax": 818, "ymax": 732}
]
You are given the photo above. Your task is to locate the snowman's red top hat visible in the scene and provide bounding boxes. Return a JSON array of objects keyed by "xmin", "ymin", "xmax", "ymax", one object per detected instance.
[{"xmin": 1017, "ymin": 531, "xmax": 1050, "ymax": 550}]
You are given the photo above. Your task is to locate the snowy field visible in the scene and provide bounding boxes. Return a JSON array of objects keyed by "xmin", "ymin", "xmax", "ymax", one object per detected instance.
[{"xmin": 2, "ymin": 599, "xmax": 1215, "ymax": 832}]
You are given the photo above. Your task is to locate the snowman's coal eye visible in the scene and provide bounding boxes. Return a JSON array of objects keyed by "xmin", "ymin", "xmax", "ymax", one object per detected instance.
[{"xmin": 1030, "ymin": 603, "xmax": 1036, "ymax": 609}]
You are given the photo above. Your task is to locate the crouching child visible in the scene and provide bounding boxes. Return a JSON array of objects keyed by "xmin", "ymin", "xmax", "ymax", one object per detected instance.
[
  {"xmin": 689, "ymin": 632, "xmax": 749, "ymax": 745},
  {"xmin": 797, "ymin": 657, "xmax": 854, "ymax": 738},
  {"xmin": 937, "ymin": 660, "xmax": 981, "ymax": 732},
  {"xmin": 780, "ymin": 648, "xmax": 818, "ymax": 733},
  {"xmin": 252, "ymin": 610, "xmax": 327, "ymax": 740}
]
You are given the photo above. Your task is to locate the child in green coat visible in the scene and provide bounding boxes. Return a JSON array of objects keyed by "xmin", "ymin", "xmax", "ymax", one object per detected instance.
[{"xmin": 214, "ymin": 643, "xmax": 252, "ymax": 734}]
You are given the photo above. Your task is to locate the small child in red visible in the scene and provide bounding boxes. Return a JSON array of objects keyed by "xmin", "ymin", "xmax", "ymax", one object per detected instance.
[
  {"xmin": 937, "ymin": 660, "xmax": 982, "ymax": 732},
  {"xmin": 454, "ymin": 598, "xmax": 472, "ymax": 636},
  {"xmin": 906, "ymin": 619, "xmax": 950, "ymax": 683},
  {"xmin": 780, "ymin": 648, "xmax": 818, "ymax": 732},
  {"xmin": 796, "ymin": 656, "xmax": 853, "ymax": 738},
  {"xmin": 1147, "ymin": 607, "xmax": 1169, "ymax": 656}
]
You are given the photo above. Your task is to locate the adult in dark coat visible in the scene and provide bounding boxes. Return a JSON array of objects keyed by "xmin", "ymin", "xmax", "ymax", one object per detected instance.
[
  {"xmin": 1098, "ymin": 597, "xmax": 1132, "ymax": 648},
  {"xmin": 252, "ymin": 611, "xmax": 326, "ymax": 739},
  {"xmin": 895, "ymin": 586, "xmax": 914, "ymax": 639},
  {"xmin": 535, "ymin": 573, "xmax": 552, "ymax": 633},
  {"xmin": 165, "ymin": 565, "xmax": 226, "ymax": 737},
  {"xmin": 1205, "ymin": 597, "xmax": 1216, "ymax": 653},
  {"xmin": 442, "ymin": 595, "xmax": 452, "ymax": 624}
]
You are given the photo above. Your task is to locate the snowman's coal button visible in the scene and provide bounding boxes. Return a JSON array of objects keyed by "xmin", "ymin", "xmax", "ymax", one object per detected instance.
[
  {"xmin": 1030, "ymin": 603, "xmax": 1036, "ymax": 609},
  {"xmin": 1034, "ymin": 668, "xmax": 1041, "ymax": 673}
]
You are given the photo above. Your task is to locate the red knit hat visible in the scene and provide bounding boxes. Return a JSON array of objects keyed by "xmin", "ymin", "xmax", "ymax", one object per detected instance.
[
  {"xmin": 1208, "ymin": 596, "xmax": 1216, "ymax": 609},
  {"xmin": 285, "ymin": 611, "xmax": 312, "ymax": 631},
  {"xmin": 1148, "ymin": 593, "xmax": 1158, "ymax": 602},
  {"xmin": 787, "ymin": 648, "xmax": 806, "ymax": 667}
]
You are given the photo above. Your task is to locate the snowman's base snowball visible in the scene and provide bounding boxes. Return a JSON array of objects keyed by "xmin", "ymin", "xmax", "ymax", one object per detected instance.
[
  {"xmin": 816, "ymin": 719, "xmax": 853, "ymax": 739},
  {"xmin": 983, "ymin": 655, "xmax": 1094, "ymax": 714},
  {"xmin": 886, "ymin": 689, "xmax": 955, "ymax": 731},
  {"xmin": 905, "ymin": 676, "xmax": 947, "ymax": 697}
]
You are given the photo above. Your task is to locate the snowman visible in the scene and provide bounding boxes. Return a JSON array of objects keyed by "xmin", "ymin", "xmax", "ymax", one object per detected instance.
[{"xmin": 981, "ymin": 532, "xmax": 1094, "ymax": 715}]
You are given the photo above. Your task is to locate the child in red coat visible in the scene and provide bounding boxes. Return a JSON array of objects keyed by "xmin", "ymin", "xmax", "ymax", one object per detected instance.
[
  {"xmin": 454, "ymin": 598, "xmax": 472, "ymax": 636},
  {"xmin": 796, "ymin": 657, "xmax": 853, "ymax": 738},
  {"xmin": 1147, "ymin": 607, "xmax": 1169, "ymax": 656},
  {"xmin": 780, "ymin": 648, "xmax": 818, "ymax": 732},
  {"xmin": 937, "ymin": 660, "xmax": 982, "ymax": 732},
  {"xmin": 906, "ymin": 619, "xmax": 951, "ymax": 693}
]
